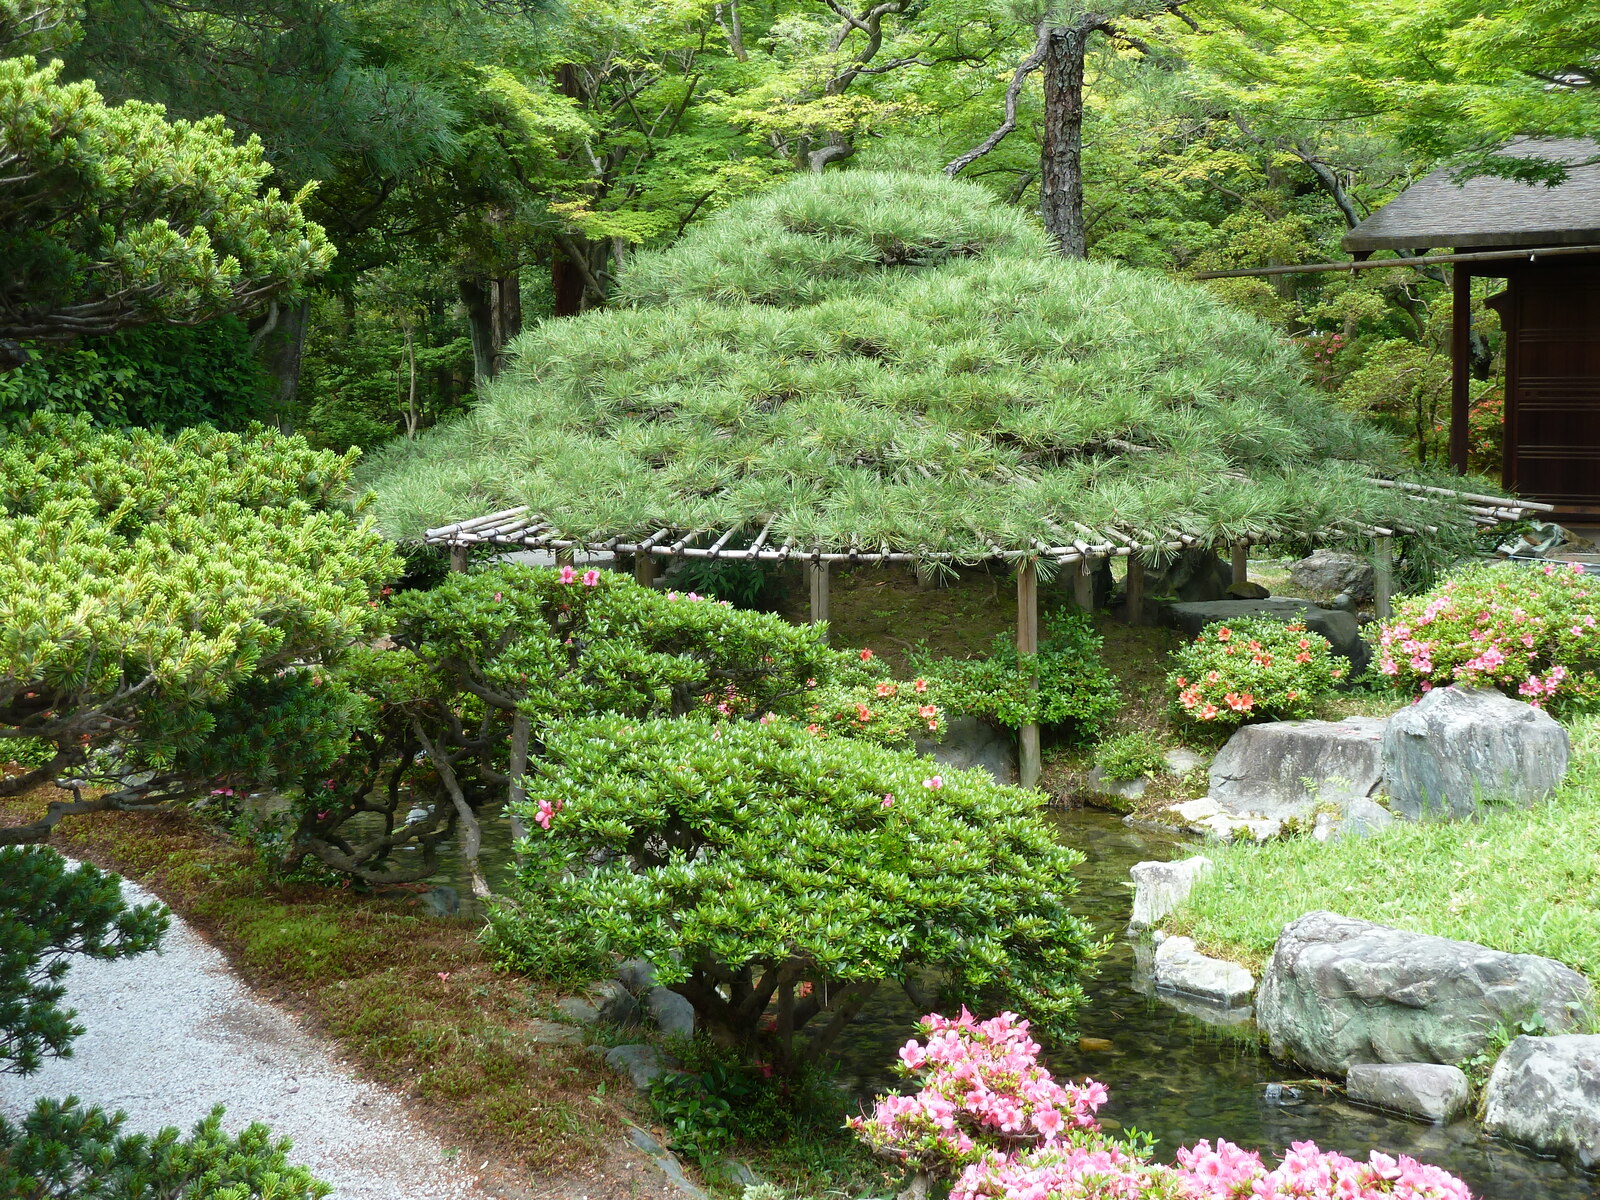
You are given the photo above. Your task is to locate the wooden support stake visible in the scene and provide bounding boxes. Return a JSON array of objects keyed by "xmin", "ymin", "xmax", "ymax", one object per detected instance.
[
  {"xmin": 634, "ymin": 553, "xmax": 657, "ymax": 588},
  {"xmin": 807, "ymin": 560, "xmax": 830, "ymax": 641},
  {"xmin": 1449, "ymin": 266, "xmax": 1472, "ymax": 474},
  {"xmin": 448, "ymin": 545, "xmax": 468, "ymax": 574},
  {"xmin": 1017, "ymin": 560, "xmax": 1041, "ymax": 790},
  {"xmin": 1374, "ymin": 536, "xmax": 1394, "ymax": 619},
  {"xmin": 1073, "ymin": 557, "xmax": 1094, "ymax": 613},
  {"xmin": 1231, "ymin": 543, "xmax": 1249, "ymax": 588},
  {"xmin": 1125, "ymin": 556, "xmax": 1147, "ymax": 626}
]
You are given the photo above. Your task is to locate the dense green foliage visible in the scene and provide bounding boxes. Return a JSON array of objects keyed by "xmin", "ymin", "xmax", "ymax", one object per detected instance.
[
  {"xmin": 0, "ymin": 419, "xmax": 397, "ymax": 841},
  {"xmin": 0, "ymin": 847, "xmax": 166, "ymax": 1074},
  {"xmin": 0, "ymin": 29, "xmax": 333, "ymax": 359},
  {"xmin": 284, "ymin": 566, "xmax": 938, "ymax": 883},
  {"xmin": 0, "ymin": 318, "xmax": 270, "ymax": 430},
  {"xmin": 912, "ymin": 608, "xmax": 1120, "ymax": 736},
  {"xmin": 365, "ymin": 171, "xmax": 1473, "ymax": 563},
  {"xmin": 488, "ymin": 717, "xmax": 1104, "ymax": 1071}
]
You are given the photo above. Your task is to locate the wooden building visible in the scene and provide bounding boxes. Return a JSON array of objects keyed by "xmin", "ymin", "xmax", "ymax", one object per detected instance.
[{"xmin": 1341, "ymin": 139, "xmax": 1600, "ymax": 517}]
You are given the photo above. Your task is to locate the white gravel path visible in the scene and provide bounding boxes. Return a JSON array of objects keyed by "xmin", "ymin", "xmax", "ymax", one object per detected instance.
[{"xmin": 0, "ymin": 869, "xmax": 498, "ymax": 1200}]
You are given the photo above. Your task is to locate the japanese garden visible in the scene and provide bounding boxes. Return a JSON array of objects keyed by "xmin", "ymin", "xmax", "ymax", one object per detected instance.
[{"xmin": 3, "ymin": 0, "xmax": 1599, "ymax": 1197}]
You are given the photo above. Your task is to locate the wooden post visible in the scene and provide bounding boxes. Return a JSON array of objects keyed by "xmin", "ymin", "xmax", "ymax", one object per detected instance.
[
  {"xmin": 1231, "ymin": 543, "xmax": 1249, "ymax": 588},
  {"xmin": 1073, "ymin": 557, "xmax": 1094, "ymax": 612},
  {"xmin": 1016, "ymin": 560, "xmax": 1041, "ymax": 790},
  {"xmin": 1374, "ymin": 536, "xmax": 1394, "ymax": 619},
  {"xmin": 1125, "ymin": 556, "xmax": 1146, "ymax": 626},
  {"xmin": 634, "ymin": 552, "xmax": 657, "ymax": 588},
  {"xmin": 448, "ymin": 545, "xmax": 468, "ymax": 573},
  {"xmin": 1449, "ymin": 266, "xmax": 1472, "ymax": 474},
  {"xmin": 807, "ymin": 560, "xmax": 830, "ymax": 641}
]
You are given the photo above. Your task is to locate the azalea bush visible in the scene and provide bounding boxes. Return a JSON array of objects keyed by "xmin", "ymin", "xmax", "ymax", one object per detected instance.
[
  {"xmin": 913, "ymin": 609, "xmax": 1120, "ymax": 737},
  {"xmin": 275, "ymin": 567, "xmax": 943, "ymax": 885},
  {"xmin": 1167, "ymin": 618, "xmax": 1343, "ymax": 729},
  {"xmin": 487, "ymin": 719, "xmax": 1102, "ymax": 1073},
  {"xmin": 855, "ymin": 1010, "xmax": 1472, "ymax": 1200},
  {"xmin": 1375, "ymin": 560, "xmax": 1600, "ymax": 713}
]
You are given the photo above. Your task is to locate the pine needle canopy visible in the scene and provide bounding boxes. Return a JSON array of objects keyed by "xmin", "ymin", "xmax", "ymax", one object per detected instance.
[{"xmin": 364, "ymin": 171, "xmax": 1491, "ymax": 561}]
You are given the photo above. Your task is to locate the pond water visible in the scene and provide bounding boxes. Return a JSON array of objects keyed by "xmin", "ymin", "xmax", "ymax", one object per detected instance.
[{"xmin": 433, "ymin": 806, "xmax": 1596, "ymax": 1199}]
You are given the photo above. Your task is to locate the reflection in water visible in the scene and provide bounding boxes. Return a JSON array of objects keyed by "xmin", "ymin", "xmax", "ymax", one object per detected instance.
[{"xmin": 435, "ymin": 804, "xmax": 1596, "ymax": 1199}]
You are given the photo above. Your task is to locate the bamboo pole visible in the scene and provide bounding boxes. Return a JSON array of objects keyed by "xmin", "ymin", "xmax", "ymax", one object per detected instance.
[
  {"xmin": 1016, "ymin": 560, "xmax": 1041, "ymax": 790},
  {"xmin": 1231, "ymin": 543, "xmax": 1249, "ymax": 588},
  {"xmin": 449, "ymin": 546, "xmax": 468, "ymax": 574},
  {"xmin": 808, "ymin": 560, "xmax": 830, "ymax": 641},
  {"xmin": 634, "ymin": 553, "xmax": 657, "ymax": 588}
]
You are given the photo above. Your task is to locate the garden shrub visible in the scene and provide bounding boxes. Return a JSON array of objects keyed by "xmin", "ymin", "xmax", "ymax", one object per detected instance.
[
  {"xmin": 854, "ymin": 1010, "xmax": 1472, "ymax": 1200},
  {"xmin": 1092, "ymin": 731, "xmax": 1167, "ymax": 782},
  {"xmin": 487, "ymin": 718, "xmax": 1102, "ymax": 1072},
  {"xmin": 913, "ymin": 609, "xmax": 1119, "ymax": 738},
  {"xmin": 0, "ymin": 417, "xmax": 399, "ymax": 842},
  {"xmin": 1167, "ymin": 617, "xmax": 1343, "ymax": 728},
  {"xmin": 285, "ymin": 567, "xmax": 940, "ymax": 883},
  {"xmin": 1374, "ymin": 560, "xmax": 1600, "ymax": 714}
]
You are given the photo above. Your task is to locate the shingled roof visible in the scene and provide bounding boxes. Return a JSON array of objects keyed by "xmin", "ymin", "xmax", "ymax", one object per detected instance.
[{"xmin": 1343, "ymin": 139, "xmax": 1600, "ymax": 252}]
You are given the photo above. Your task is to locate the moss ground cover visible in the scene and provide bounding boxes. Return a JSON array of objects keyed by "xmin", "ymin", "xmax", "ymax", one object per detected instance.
[
  {"xmin": 1161, "ymin": 716, "xmax": 1600, "ymax": 976},
  {"xmin": 0, "ymin": 789, "xmax": 649, "ymax": 1195}
]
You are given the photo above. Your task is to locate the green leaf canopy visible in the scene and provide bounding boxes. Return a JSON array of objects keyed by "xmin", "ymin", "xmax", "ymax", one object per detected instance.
[{"xmin": 363, "ymin": 170, "xmax": 1480, "ymax": 562}]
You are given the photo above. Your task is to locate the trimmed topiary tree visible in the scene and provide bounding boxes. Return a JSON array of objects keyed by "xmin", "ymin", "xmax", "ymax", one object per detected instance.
[
  {"xmin": 363, "ymin": 170, "xmax": 1478, "ymax": 564},
  {"xmin": 486, "ymin": 717, "xmax": 1103, "ymax": 1073}
]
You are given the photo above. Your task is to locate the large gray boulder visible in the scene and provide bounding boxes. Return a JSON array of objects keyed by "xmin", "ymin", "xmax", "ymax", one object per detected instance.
[
  {"xmin": 1289, "ymin": 550, "xmax": 1376, "ymax": 602},
  {"xmin": 1381, "ymin": 686, "xmax": 1570, "ymax": 820},
  {"xmin": 1164, "ymin": 598, "xmax": 1369, "ymax": 675},
  {"xmin": 1257, "ymin": 911, "xmax": 1593, "ymax": 1076},
  {"xmin": 1207, "ymin": 717, "xmax": 1387, "ymax": 824},
  {"xmin": 916, "ymin": 715, "xmax": 1017, "ymax": 785},
  {"xmin": 1345, "ymin": 1063, "xmax": 1471, "ymax": 1124},
  {"xmin": 1483, "ymin": 1035, "xmax": 1600, "ymax": 1166}
]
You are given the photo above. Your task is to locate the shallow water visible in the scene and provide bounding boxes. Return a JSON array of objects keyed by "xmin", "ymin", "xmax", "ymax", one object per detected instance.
[{"xmin": 434, "ymin": 805, "xmax": 1596, "ymax": 1198}]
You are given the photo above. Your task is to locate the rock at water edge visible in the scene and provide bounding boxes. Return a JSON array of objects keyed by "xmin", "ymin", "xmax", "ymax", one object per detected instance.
[
  {"xmin": 1346, "ymin": 1063, "xmax": 1471, "ymax": 1124},
  {"xmin": 1207, "ymin": 717, "xmax": 1387, "ymax": 824},
  {"xmin": 1152, "ymin": 936, "xmax": 1254, "ymax": 1007},
  {"xmin": 1256, "ymin": 911, "xmax": 1593, "ymax": 1076},
  {"xmin": 1129, "ymin": 856, "xmax": 1212, "ymax": 930},
  {"xmin": 1382, "ymin": 686, "xmax": 1569, "ymax": 820},
  {"xmin": 1483, "ymin": 1034, "xmax": 1600, "ymax": 1167}
]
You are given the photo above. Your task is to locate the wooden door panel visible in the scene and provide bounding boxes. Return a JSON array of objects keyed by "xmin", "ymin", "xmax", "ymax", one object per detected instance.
[{"xmin": 1505, "ymin": 263, "xmax": 1600, "ymax": 508}]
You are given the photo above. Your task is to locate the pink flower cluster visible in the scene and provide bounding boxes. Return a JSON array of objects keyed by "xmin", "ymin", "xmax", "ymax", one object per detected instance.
[
  {"xmin": 853, "ymin": 1012, "xmax": 1475, "ymax": 1200},
  {"xmin": 1376, "ymin": 562, "xmax": 1598, "ymax": 709},
  {"xmin": 557, "ymin": 565, "xmax": 601, "ymax": 586},
  {"xmin": 1177, "ymin": 1138, "xmax": 1472, "ymax": 1200},
  {"xmin": 849, "ymin": 1010, "xmax": 1109, "ymax": 1172}
]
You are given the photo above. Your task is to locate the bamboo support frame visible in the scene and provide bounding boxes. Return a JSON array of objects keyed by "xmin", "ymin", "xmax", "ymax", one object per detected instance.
[
  {"xmin": 1016, "ymin": 561, "xmax": 1041, "ymax": 790},
  {"xmin": 1374, "ymin": 536, "xmax": 1395, "ymax": 619},
  {"xmin": 808, "ymin": 560, "xmax": 830, "ymax": 638},
  {"xmin": 1231, "ymin": 543, "xmax": 1249, "ymax": 588}
]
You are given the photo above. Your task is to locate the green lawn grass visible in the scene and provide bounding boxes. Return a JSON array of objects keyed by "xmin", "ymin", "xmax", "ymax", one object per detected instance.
[{"xmin": 1162, "ymin": 715, "xmax": 1600, "ymax": 977}]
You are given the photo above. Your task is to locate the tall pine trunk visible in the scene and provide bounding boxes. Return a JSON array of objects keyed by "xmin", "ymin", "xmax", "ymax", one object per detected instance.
[{"xmin": 1039, "ymin": 22, "xmax": 1092, "ymax": 259}]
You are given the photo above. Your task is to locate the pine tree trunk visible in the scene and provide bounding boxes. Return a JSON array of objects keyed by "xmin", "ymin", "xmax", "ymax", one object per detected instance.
[
  {"xmin": 491, "ymin": 273, "xmax": 521, "ymax": 373},
  {"xmin": 256, "ymin": 298, "xmax": 310, "ymax": 431},
  {"xmin": 1039, "ymin": 21, "xmax": 1096, "ymax": 260},
  {"xmin": 459, "ymin": 276, "xmax": 496, "ymax": 385}
]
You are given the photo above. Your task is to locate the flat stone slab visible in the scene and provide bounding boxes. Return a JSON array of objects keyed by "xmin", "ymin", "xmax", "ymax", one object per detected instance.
[
  {"xmin": 1208, "ymin": 717, "xmax": 1387, "ymax": 823},
  {"xmin": 1484, "ymin": 1034, "xmax": 1600, "ymax": 1167},
  {"xmin": 1346, "ymin": 1062, "xmax": 1470, "ymax": 1123},
  {"xmin": 1165, "ymin": 797, "xmax": 1282, "ymax": 842},
  {"xmin": 1383, "ymin": 686, "xmax": 1569, "ymax": 820},
  {"xmin": 1153, "ymin": 936, "xmax": 1255, "ymax": 1007},
  {"xmin": 1257, "ymin": 911, "xmax": 1593, "ymax": 1076},
  {"xmin": 1129, "ymin": 855, "xmax": 1212, "ymax": 929}
]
